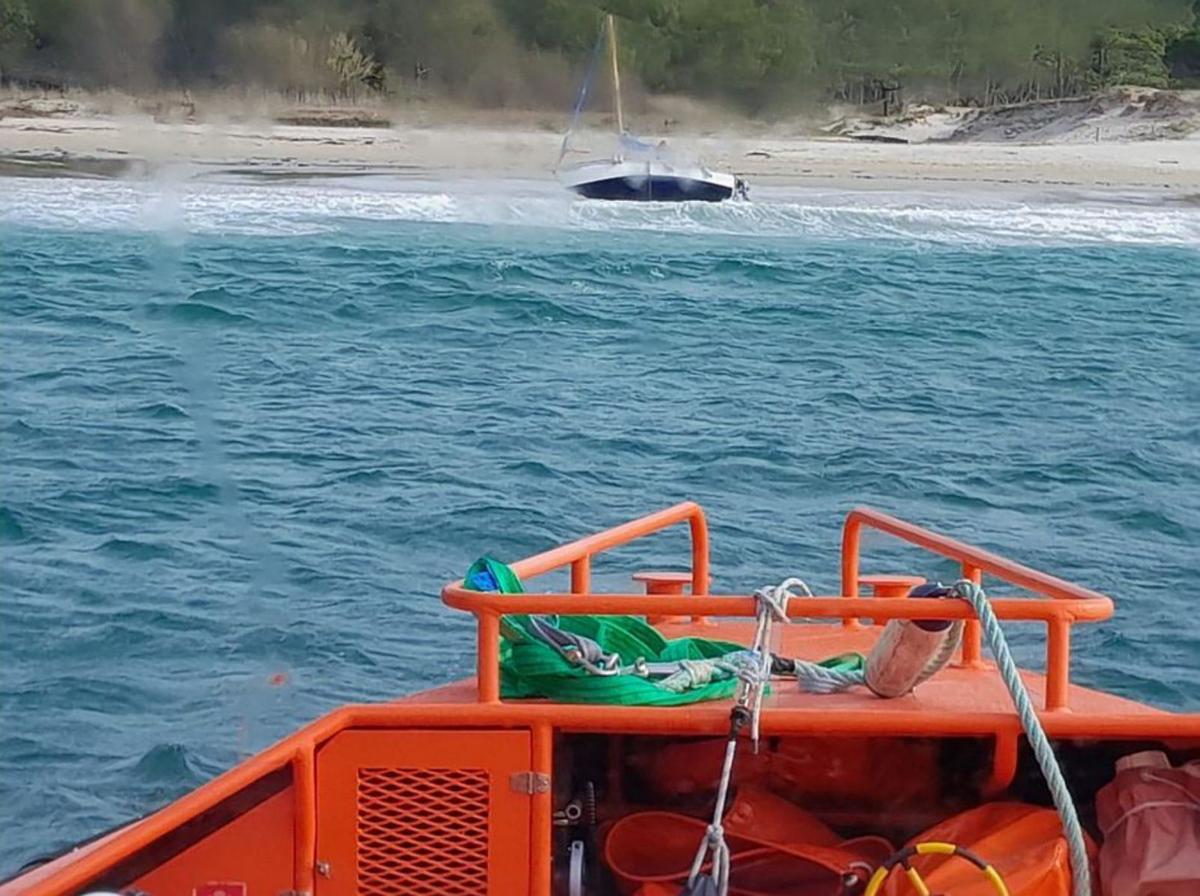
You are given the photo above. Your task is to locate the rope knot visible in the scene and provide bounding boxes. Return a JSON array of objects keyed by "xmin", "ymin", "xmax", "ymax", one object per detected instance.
[
  {"xmin": 661, "ymin": 658, "xmax": 721, "ymax": 693},
  {"xmin": 752, "ymin": 576, "xmax": 812, "ymax": 624}
]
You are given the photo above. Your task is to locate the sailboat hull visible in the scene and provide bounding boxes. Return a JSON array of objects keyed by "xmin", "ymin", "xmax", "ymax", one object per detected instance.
[
  {"xmin": 559, "ymin": 159, "xmax": 740, "ymax": 203},
  {"xmin": 571, "ymin": 175, "xmax": 733, "ymax": 202}
]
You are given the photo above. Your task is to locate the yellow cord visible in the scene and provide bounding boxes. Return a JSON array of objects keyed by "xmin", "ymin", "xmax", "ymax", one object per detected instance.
[
  {"xmin": 904, "ymin": 866, "xmax": 932, "ymax": 896},
  {"xmin": 861, "ymin": 841, "xmax": 1010, "ymax": 896},
  {"xmin": 983, "ymin": 865, "xmax": 1012, "ymax": 896},
  {"xmin": 914, "ymin": 841, "xmax": 958, "ymax": 856}
]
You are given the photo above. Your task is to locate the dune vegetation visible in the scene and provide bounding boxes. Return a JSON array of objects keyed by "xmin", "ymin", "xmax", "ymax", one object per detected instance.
[{"xmin": 1, "ymin": 1, "xmax": 1199, "ymax": 114}]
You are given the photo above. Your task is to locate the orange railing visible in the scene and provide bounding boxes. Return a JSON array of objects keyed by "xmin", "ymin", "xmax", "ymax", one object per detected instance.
[
  {"xmin": 445, "ymin": 501, "xmax": 709, "ymax": 702},
  {"xmin": 509, "ymin": 500, "xmax": 710, "ymax": 597},
  {"xmin": 841, "ymin": 507, "xmax": 1113, "ymax": 710},
  {"xmin": 442, "ymin": 502, "xmax": 1115, "ymax": 710}
]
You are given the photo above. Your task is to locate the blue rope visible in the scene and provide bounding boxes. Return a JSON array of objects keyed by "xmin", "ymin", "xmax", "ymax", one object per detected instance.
[
  {"xmin": 951, "ymin": 580, "xmax": 1091, "ymax": 896},
  {"xmin": 793, "ymin": 661, "xmax": 865, "ymax": 693},
  {"xmin": 556, "ymin": 22, "xmax": 607, "ymax": 169}
]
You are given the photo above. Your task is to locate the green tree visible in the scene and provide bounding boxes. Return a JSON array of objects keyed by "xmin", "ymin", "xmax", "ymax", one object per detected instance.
[
  {"xmin": 1094, "ymin": 27, "xmax": 1171, "ymax": 87},
  {"xmin": 1163, "ymin": 0, "xmax": 1200, "ymax": 82},
  {"xmin": 1, "ymin": 0, "xmax": 1196, "ymax": 108},
  {"xmin": 0, "ymin": 0, "xmax": 36, "ymax": 78},
  {"xmin": 326, "ymin": 29, "xmax": 383, "ymax": 94}
]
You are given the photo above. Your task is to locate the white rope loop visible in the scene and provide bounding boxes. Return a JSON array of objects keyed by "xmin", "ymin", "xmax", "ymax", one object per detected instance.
[{"xmin": 746, "ymin": 578, "xmax": 814, "ymax": 743}]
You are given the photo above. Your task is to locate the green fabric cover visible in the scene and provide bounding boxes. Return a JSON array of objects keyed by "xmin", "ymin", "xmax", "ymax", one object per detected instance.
[{"xmin": 462, "ymin": 555, "xmax": 856, "ymax": 706}]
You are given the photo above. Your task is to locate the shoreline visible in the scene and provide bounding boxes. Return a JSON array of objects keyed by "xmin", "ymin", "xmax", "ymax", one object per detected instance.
[{"xmin": 2, "ymin": 112, "xmax": 1199, "ymax": 200}]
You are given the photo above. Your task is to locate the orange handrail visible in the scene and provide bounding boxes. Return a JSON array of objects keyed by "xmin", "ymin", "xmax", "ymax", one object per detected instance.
[
  {"xmin": 840, "ymin": 507, "xmax": 1114, "ymax": 710},
  {"xmin": 508, "ymin": 500, "xmax": 710, "ymax": 594},
  {"xmin": 443, "ymin": 503, "xmax": 1115, "ymax": 710},
  {"xmin": 447, "ymin": 501, "xmax": 709, "ymax": 702},
  {"xmin": 841, "ymin": 506, "xmax": 1110, "ymax": 603}
]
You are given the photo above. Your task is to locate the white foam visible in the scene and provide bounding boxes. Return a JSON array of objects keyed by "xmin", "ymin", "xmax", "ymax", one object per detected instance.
[{"xmin": 1, "ymin": 174, "xmax": 1197, "ymax": 248}]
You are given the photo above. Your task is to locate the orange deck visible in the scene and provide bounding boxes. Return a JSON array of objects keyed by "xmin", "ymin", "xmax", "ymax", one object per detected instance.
[{"xmin": 4, "ymin": 502, "xmax": 1198, "ymax": 896}]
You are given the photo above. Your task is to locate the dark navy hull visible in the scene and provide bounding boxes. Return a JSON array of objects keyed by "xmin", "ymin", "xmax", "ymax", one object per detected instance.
[{"xmin": 571, "ymin": 175, "xmax": 733, "ymax": 202}]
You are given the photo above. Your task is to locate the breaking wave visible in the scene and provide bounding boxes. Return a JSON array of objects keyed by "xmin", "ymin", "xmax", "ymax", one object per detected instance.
[{"xmin": 1, "ymin": 174, "xmax": 1197, "ymax": 247}]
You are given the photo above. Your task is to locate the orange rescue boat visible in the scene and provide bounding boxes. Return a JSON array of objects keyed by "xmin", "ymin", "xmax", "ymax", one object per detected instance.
[{"xmin": 4, "ymin": 502, "xmax": 1198, "ymax": 896}]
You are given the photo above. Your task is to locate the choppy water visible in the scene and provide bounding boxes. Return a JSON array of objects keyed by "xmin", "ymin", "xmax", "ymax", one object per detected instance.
[{"xmin": 1, "ymin": 174, "xmax": 1197, "ymax": 872}]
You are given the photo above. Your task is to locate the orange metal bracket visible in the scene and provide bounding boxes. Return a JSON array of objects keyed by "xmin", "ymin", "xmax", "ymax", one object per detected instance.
[{"xmin": 636, "ymin": 570, "xmax": 705, "ymax": 625}]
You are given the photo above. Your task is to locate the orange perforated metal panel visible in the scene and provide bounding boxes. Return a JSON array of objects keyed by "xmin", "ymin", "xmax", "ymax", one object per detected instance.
[
  {"xmin": 357, "ymin": 767, "xmax": 490, "ymax": 895},
  {"xmin": 315, "ymin": 729, "xmax": 532, "ymax": 896}
]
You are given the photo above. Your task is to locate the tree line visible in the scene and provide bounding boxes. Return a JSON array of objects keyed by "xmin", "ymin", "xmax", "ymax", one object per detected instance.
[{"xmin": 2, "ymin": 0, "xmax": 1198, "ymax": 111}]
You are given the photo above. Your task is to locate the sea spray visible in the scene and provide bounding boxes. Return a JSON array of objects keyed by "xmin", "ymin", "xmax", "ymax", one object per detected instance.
[
  {"xmin": 135, "ymin": 165, "xmax": 297, "ymax": 763},
  {"xmin": 2, "ymin": 175, "xmax": 1198, "ymax": 247}
]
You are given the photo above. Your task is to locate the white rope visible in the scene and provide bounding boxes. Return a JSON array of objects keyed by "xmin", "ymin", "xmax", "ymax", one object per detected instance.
[
  {"xmin": 745, "ymin": 578, "xmax": 812, "ymax": 745},
  {"xmin": 790, "ymin": 599, "xmax": 961, "ymax": 695},
  {"xmin": 1102, "ymin": 800, "xmax": 1200, "ymax": 837},
  {"xmin": 659, "ymin": 658, "xmax": 727, "ymax": 692},
  {"xmin": 792, "ymin": 660, "xmax": 866, "ymax": 693},
  {"xmin": 951, "ymin": 580, "xmax": 1091, "ymax": 896},
  {"xmin": 915, "ymin": 618, "xmax": 964, "ymax": 686},
  {"xmin": 684, "ymin": 578, "xmax": 812, "ymax": 896},
  {"xmin": 685, "ymin": 738, "xmax": 738, "ymax": 894}
]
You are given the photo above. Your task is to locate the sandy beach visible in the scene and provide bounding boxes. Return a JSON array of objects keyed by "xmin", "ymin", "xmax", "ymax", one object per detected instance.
[{"xmin": 2, "ymin": 97, "xmax": 1199, "ymax": 198}]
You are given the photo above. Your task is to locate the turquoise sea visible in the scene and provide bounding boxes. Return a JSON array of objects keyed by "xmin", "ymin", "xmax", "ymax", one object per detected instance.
[{"xmin": 1, "ymin": 174, "xmax": 1197, "ymax": 871}]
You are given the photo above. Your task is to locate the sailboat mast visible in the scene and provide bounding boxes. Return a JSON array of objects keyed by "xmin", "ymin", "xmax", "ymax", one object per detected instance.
[{"xmin": 606, "ymin": 14, "xmax": 624, "ymax": 135}]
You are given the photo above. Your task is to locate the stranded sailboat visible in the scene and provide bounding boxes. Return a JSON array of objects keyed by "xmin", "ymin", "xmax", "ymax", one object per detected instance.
[{"xmin": 556, "ymin": 15, "xmax": 748, "ymax": 202}]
